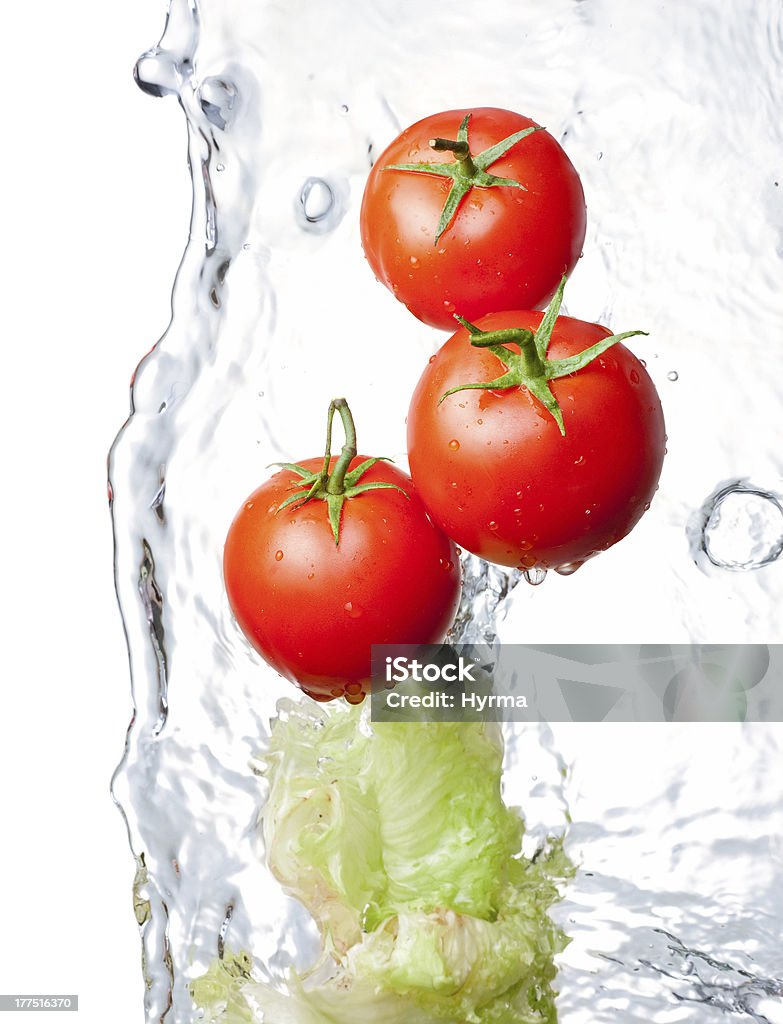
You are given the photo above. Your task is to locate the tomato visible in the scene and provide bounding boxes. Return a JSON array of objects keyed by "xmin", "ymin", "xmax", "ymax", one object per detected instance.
[
  {"xmin": 406, "ymin": 284, "xmax": 666, "ymax": 572},
  {"xmin": 223, "ymin": 401, "xmax": 460, "ymax": 702},
  {"xmin": 360, "ymin": 107, "xmax": 586, "ymax": 330}
]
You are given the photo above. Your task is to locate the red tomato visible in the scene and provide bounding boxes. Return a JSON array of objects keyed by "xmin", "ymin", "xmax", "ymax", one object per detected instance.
[
  {"xmin": 407, "ymin": 309, "xmax": 665, "ymax": 571},
  {"xmin": 223, "ymin": 457, "xmax": 460, "ymax": 703},
  {"xmin": 360, "ymin": 107, "xmax": 586, "ymax": 330}
]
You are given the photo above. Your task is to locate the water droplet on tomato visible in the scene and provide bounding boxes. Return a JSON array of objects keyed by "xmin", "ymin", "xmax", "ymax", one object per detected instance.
[
  {"xmin": 439, "ymin": 559, "xmax": 454, "ymax": 572},
  {"xmin": 574, "ymin": 455, "xmax": 585, "ymax": 466},
  {"xmin": 345, "ymin": 688, "xmax": 366, "ymax": 705},
  {"xmin": 345, "ymin": 681, "xmax": 363, "ymax": 697},
  {"xmin": 450, "ymin": 481, "xmax": 458, "ymax": 488},
  {"xmin": 630, "ymin": 369, "xmax": 641, "ymax": 384},
  {"xmin": 409, "ymin": 255, "xmax": 419, "ymax": 266},
  {"xmin": 275, "ymin": 550, "xmax": 284, "ymax": 560},
  {"xmin": 344, "ymin": 601, "xmax": 363, "ymax": 618},
  {"xmin": 555, "ymin": 560, "xmax": 584, "ymax": 576},
  {"xmin": 584, "ymin": 509, "xmax": 591, "ymax": 516},
  {"xmin": 488, "ymin": 520, "xmax": 499, "ymax": 531},
  {"xmin": 244, "ymin": 501, "xmax": 254, "ymax": 510},
  {"xmin": 476, "ymin": 418, "xmax": 483, "ymax": 425},
  {"xmin": 307, "ymin": 572, "xmax": 315, "ymax": 580},
  {"xmin": 428, "ymin": 354, "xmax": 437, "ymax": 364},
  {"xmin": 523, "ymin": 567, "xmax": 547, "ymax": 586},
  {"xmin": 448, "ymin": 439, "xmax": 460, "ymax": 451},
  {"xmin": 443, "ymin": 299, "xmax": 455, "ymax": 312}
]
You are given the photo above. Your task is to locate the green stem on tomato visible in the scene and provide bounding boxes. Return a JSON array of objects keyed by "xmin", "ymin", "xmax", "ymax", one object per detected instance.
[
  {"xmin": 442, "ymin": 276, "xmax": 648, "ymax": 437},
  {"xmin": 428, "ymin": 136, "xmax": 477, "ymax": 177},
  {"xmin": 273, "ymin": 398, "xmax": 408, "ymax": 545},
  {"xmin": 325, "ymin": 399, "xmax": 358, "ymax": 495},
  {"xmin": 385, "ymin": 112, "xmax": 543, "ymax": 244}
]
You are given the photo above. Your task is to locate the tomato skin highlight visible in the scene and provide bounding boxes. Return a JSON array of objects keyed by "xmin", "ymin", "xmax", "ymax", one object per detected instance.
[
  {"xmin": 360, "ymin": 107, "xmax": 586, "ymax": 330},
  {"xmin": 223, "ymin": 457, "xmax": 461, "ymax": 702},
  {"xmin": 407, "ymin": 311, "xmax": 666, "ymax": 571}
]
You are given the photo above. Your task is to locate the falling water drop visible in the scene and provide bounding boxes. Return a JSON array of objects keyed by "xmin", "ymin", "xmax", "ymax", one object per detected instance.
[
  {"xmin": 523, "ymin": 568, "xmax": 547, "ymax": 586},
  {"xmin": 554, "ymin": 560, "xmax": 584, "ymax": 576}
]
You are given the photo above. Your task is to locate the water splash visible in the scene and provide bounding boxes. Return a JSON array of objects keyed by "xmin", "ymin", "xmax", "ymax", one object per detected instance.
[
  {"xmin": 110, "ymin": 0, "xmax": 783, "ymax": 1020},
  {"xmin": 450, "ymin": 553, "xmax": 522, "ymax": 645},
  {"xmin": 691, "ymin": 481, "xmax": 783, "ymax": 572}
]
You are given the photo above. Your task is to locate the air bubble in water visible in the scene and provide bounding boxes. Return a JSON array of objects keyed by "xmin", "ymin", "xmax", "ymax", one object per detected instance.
[
  {"xmin": 696, "ymin": 483, "xmax": 783, "ymax": 571},
  {"xmin": 297, "ymin": 177, "xmax": 343, "ymax": 234}
]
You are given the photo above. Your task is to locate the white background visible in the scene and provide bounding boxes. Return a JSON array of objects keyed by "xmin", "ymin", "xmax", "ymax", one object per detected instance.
[{"xmin": 1, "ymin": 1, "xmax": 184, "ymax": 1019}]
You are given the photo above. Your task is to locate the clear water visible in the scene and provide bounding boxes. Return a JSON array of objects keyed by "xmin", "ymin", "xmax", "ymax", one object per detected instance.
[{"xmin": 109, "ymin": 0, "xmax": 783, "ymax": 1020}]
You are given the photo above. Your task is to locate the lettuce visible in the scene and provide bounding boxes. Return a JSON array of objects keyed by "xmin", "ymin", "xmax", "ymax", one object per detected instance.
[{"xmin": 191, "ymin": 700, "xmax": 568, "ymax": 1023}]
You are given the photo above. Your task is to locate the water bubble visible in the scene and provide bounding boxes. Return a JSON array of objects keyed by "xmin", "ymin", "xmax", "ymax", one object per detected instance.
[
  {"xmin": 694, "ymin": 482, "xmax": 783, "ymax": 571},
  {"xmin": 629, "ymin": 369, "xmax": 640, "ymax": 384},
  {"xmin": 344, "ymin": 601, "xmax": 363, "ymax": 618},
  {"xmin": 523, "ymin": 568, "xmax": 547, "ymax": 586},
  {"xmin": 667, "ymin": 370, "xmax": 679, "ymax": 381},
  {"xmin": 274, "ymin": 550, "xmax": 284, "ymax": 561},
  {"xmin": 134, "ymin": 48, "xmax": 184, "ymax": 98},
  {"xmin": 198, "ymin": 77, "xmax": 238, "ymax": 129},
  {"xmin": 448, "ymin": 439, "xmax": 460, "ymax": 451},
  {"xmin": 297, "ymin": 177, "xmax": 344, "ymax": 233}
]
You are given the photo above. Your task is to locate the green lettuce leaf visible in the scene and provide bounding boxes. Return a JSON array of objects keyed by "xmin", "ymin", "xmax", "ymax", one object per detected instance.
[{"xmin": 191, "ymin": 700, "xmax": 569, "ymax": 1023}]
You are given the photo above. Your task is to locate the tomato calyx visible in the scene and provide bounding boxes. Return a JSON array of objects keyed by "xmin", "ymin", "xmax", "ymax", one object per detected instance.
[
  {"xmin": 440, "ymin": 276, "xmax": 648, "ymax": 436},
  {"xmin": 385, "ymin": 113, "xmax": 543, "ymax": 244},
  {"xmin": 273, "ymin": 398, "xmax": 408, "ymax": 545}
]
